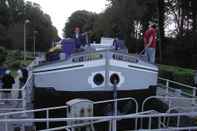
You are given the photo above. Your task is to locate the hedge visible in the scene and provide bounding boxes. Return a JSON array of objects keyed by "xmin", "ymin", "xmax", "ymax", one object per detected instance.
[{"xmin": 159, "ymin": 65, "xmax": 194, "ymax": 86}]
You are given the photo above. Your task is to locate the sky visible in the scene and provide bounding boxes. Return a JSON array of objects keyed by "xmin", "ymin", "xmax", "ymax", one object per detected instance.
[{"xmin": 25, "ymin": 0, "xmax": 107, "ymax": 37}]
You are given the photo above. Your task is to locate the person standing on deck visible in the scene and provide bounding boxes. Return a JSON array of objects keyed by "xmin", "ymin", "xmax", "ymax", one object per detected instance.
[
  {"xmin": 2, "ymin": 70, "xmax": 15, "ymax": 103},
  {"xmin": 73, "ymin": 27, "xmax": 83, "ymax": 51},
  {"xmin": 73, "ymin": 27, "xmax": 87, "ymax": 51},
  {"xmin": 143, "ymin": 22, "xmax": 157, "ymax": 64}
]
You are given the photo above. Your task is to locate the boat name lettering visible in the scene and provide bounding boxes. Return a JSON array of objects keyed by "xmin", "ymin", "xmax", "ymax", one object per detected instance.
[
  {"xmin": 112, "ymin": 54, "xmax": 138, "ymax": 63},
  {"xmin": 72, "ymin": 54, "xmax": 103, "ymax": 62}
]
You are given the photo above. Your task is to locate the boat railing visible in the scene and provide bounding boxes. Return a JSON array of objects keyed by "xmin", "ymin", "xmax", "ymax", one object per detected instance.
[
  {"xmin": 1, "ymin": 111, "xmax": 197, "ymax": 131},
  {"xmin": 158, "ymin": 77, "xmax": 196, "ymax": 98}
]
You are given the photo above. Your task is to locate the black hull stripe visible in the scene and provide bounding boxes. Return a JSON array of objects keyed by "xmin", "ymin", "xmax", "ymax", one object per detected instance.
[
  {"xmin": 33, "ymin": 65, "xmax": 84, "ymax": 73},
  {"xmin": 128, "ymin": 65, "xmax": 158, "ymax": 73}
]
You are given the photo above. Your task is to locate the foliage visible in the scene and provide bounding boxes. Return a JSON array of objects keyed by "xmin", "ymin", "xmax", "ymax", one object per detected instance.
[
  {"xmin": 159, "ymin": 64, "xmax": 194, "ymax": 85},
  {"xmin": 0, "ymin": 0, "xmax": 59, "ymax": 51},
  {"xmin": 0, "ymin": 46, "xmax": 7, "ymax": 65}
]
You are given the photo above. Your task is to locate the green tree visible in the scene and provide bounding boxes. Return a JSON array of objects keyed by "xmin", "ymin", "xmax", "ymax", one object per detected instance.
[
  {"xmin": 0, "ymin": 46, "xmax": 7, "ymax": 65},
  {"xmin": 0, "ymin": 0, "xmax": 59, "ymax": 51}
]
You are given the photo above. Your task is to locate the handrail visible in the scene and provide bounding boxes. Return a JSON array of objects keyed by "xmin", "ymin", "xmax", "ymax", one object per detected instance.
[
  {"xmin": 142, "ymin": 96, "xmax": 197, "ymax": 113},
  {"xmin": 0, "ymin": 97, "xmax": 137, "ymax": 117},
  {"xmin": 158, "ymin": 77, "xmax": 196, "ymax": 98},
  {"xmin": 40, "ymin": 110, "xmax": 157, "ymax": 131},
  {"xmin": 159, "ymin": 77, "xmax": 195, "ymax": 89},
  {"xmin": 141, "ymin": 96, "xmax": 197, "ymax": 129},
  {"xmin": 1, "ymin": 112, "xmax": 197, "ymax": 123},
  {"xmin": 0, "ymin": 97, "xmax": 138, "ymax": 130}
]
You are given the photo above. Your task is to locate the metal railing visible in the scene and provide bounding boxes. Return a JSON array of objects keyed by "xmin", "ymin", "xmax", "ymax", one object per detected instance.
[
  {"xmin": 0, "ymin": 74, "xmax": 33, "ymax": 111},
  {"xmin": 0, "ymin": 97, "xmax": 138, "ymax": 131},
  {"xmin": 1, "ymin": 111, "xmax": 197, "ymax": 131},
  {"xmin": 158, "ymin": 77, "xmax": 196, "ymax": 98},
  {"xmin": 1, "ymin": 96, "xmax": 197, "ymax": 131},
  {"xmin": 141, "ymin": 96, "xmax": 197, "ymax": 129},
  {"xmin": 39, "ymin": 110, "xmax": 157, "ymax": 131}
]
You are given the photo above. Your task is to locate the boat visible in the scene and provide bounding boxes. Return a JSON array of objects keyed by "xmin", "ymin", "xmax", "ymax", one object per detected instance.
[
  {"xmin": 1, "ymin": 37, "xmax": 197, "ymax": 131},
  {"xmin": 33, "ymin": 37, "xmax": 158, "ymax": 107}
]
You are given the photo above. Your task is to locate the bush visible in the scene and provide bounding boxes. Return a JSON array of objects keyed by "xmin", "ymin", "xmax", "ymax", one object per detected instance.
[
  {"xmin": 159, "ymin": 65, "xmax": 194, "ymax": 85},
  {"xmin": 8, "ymin": 60, "xmax": 21, "ymax": 69}
]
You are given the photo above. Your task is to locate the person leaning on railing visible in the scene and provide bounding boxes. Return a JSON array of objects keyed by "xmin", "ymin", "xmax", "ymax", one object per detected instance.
[
  {"xmin": 17, "ymin": 65, "xmax": 28, "ymax": 99},
  {"xmin": 1, "ymin": 70, "xmax": 15, "ymax": 104}
]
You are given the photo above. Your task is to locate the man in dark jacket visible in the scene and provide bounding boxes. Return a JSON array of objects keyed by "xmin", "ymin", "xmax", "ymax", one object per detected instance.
[
  {"xmin": 73, "ymin": 27, "xmax": 87, "ymax": 51},
  {"xmin": 17, "ymin": 65, "xmax": 28, "ymax": 98},
  {"xmin": 2, "ymin": 70, "xmax": 15, "ymax": 103}
]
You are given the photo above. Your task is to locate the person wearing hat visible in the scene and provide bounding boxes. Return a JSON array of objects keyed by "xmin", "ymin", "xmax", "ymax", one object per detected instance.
[
  {"xmin": 143, "ymin": 21, "xmax": 157, "ymax": 64},
  {"xmin": 1, "ymin": 70, "xmax": 15, "ymax": 103}
]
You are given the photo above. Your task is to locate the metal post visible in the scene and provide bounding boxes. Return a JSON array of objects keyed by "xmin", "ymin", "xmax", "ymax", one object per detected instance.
[
  {"xmin": 148, "ymin": 116, "xmax": 152, "ymax": 129},
  {"xmin": 158, "ymin": 117, "xmax": 161, "ymax": 128},
  {"xmin": 166, "ymin": 80, "xmax": 169, "ymax": 96},
  {"xmin": 5, "ymin": 115, "xmax": 8, "ymax": 131},
  {"xmin": 46, "ymin": 109, "xmax": 49, "ymax": 128},
  {"xmin": 109, "ymin": 120, "xmax": 112, "ymax": 131},
  {"xmin": 24, "ymin": 20, "xmax": 30, "ymax": 61},
  {"xmin": 112, "ymin": 83, "xmax": 117, "ymax": 131},
  {"xmin": 22, "ymin": 89, "xmax": 26, "ymax": 110},
  {"xmin": 177, "ymin": 115, "xmax": 180, "ymax": 127},
  {"xmin": 33, "ymin": 30, "xmax": 38, "ymax": 58},
  {"xmin": 33, "ymin": 33, "xmax": 36, "ymax": 57},
  {"xmin": 24, "ymin": 23, "xmax": 26, "ymax": 61},
  {"xmin": 192, "ymin": 88, "xmax": 196, "ymax": 105}
]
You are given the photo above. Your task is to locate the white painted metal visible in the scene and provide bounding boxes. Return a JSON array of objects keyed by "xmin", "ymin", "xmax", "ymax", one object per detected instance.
[
  {"xmin": 158, "ymin": 77, "xmax": 196, "ymax": 98},
  {"xmin": 1, "ymin": 112, "xmax": 197, "ymax": 130}
]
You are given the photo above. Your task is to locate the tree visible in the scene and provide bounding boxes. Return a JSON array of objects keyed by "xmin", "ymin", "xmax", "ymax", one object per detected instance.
[
  {"xmin": 0, "ymin": 0, "xmax": 59, "ymax": 51},
  {"xmin": 0, "ymin": 46, "xmax": 7, "ymax": 65}
]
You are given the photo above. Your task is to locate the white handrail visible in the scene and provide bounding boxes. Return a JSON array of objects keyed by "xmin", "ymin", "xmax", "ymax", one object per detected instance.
[
  {"xmin": 0, "ymin": 97, "xmax": 137, "ymax": 117},
  {"xmin": 0, "ymin": 112, "xmax": 197, "ymax": 123},
  {"xmin": 158, "ymin": 77, "xmax": 196, "ymax": 98},
  {"xmin": 40, "ymin": 110, "xmax": 156, "ymax": 131},
  {"xmin": 159, "ymin": 77, "xmax": 195, "ymax": 89},
  {"xmin": 141, "ymin": 96, "xmax": 197, "ymax": 129}
]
